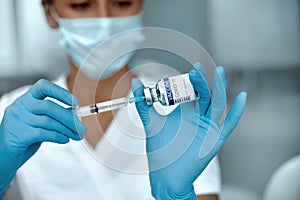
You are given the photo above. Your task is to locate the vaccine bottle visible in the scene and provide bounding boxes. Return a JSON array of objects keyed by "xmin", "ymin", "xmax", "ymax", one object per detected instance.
[{"xmin": 144, "ymin": 73, "xmax": 198, "ymax": 106}]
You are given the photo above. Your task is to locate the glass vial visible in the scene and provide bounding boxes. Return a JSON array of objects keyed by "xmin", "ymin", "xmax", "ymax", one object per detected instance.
[{"xmin": 144, "ymin": 73, "xmax": 198, "ymax": 106}]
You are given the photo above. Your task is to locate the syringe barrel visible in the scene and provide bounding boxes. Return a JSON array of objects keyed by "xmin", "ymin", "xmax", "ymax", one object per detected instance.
[
  {"xmin": 73, "ymin": 97, "xmax": 128, "ymax": 118},
  {"xmin": 73, "ymin": 105, "xmax": 92, "ymax": 118},
  {"xmin": 94, "ymin": 97, "xmax": 128, "ymax": 113}
]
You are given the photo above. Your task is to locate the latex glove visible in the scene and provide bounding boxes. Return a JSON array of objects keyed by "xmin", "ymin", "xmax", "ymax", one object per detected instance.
[
  {"xmin": 132, "ymin": 63, "xmax": 247, "ymax": 200},
  {"xmin": 0, "ymin": 79, "xmax": 87, "ymax": 197}
]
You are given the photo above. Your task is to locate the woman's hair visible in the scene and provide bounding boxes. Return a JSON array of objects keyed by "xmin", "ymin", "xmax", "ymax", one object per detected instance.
[
  {"xmin": 45, "ymin": 0, "xmax": 52, "ymax": 4},
  {"xmin": 45, "ymin": 0, "xmax": 144, "ymax": 4}
]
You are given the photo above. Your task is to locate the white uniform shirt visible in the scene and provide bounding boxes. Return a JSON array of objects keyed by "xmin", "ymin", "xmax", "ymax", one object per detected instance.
[{"xmin": 0, "ymin": 71, "xmax": 221, "ymax": 200}]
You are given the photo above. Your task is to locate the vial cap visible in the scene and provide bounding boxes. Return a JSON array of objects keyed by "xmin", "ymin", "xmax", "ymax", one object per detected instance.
[{"xmin": 144, "ymin": 87, "xmax": 153, "ymax": 106}]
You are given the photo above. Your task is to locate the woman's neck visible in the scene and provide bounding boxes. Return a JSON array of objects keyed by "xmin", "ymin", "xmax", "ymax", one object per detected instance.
[
  {"xmin": 66, "ymin": 62, "xmax": 136, "ymax": 148},
  {"xmin": 66, "ymin": 61, "xmax": 136, "ymax": 107}
]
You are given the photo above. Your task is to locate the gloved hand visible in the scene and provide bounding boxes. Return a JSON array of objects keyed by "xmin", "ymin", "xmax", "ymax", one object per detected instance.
[
  {"xmin": 132, "ymin": 63, "xmax": 247, "ymax": 200},
  {"xmin": 0, "ymin": 79, "xmax": 87, "ymax": 197}
]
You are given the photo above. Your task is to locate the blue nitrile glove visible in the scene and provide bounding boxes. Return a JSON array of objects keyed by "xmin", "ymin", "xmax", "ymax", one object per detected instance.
[
  {"xmin": 0, "ymin": 79, "xmax": 87, "ymax": 197},
  {"xmin": 132, "ymin": 63, "xmax": 247, "ymax": 200}
]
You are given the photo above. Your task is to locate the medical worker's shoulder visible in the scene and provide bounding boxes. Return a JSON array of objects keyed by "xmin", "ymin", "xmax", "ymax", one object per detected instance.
[
  {"xmin": 0, "ymin": 84, "xmax": 31, "ymax": 121},
  {"xmin": 0, "ymin": 85, "xmax": 32, "ymax": 108}
]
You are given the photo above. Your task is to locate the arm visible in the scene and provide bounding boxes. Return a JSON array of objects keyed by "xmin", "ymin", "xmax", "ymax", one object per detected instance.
[
  {"xmin": 133, "ymin": 63, "xmax": 247, "ymax": 200},
  {"xmin": 0, "ymin": 79, "xmax": 87, "ymax": 197},
  {"xmin": 1, "ymin": 185, "xmax": 11, "ymax": 200}
]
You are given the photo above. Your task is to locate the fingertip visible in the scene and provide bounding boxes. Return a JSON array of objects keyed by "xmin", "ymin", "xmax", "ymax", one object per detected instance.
[
  {"xmin": 220, "ymin": 91, "xmax": 247, "ymax": 139},
  {"xmin": 217, "ymin": 66, "xmax": 224, "ymax": 71},
  {"xmin": 71, "ymin": 95, "xmax": 80, "ymax": 106},
  {"xmin": 189, "ymin": 63, "xmax": 211, "ymax": 101},
  {"xmin": 189, "ymin": 70, "xmax": 199, "ymax": 89},
  {"xmin": 76, "ymin": 131, "xmax": 86, "ymax": 141},
  {"xmin": 73, "ymin": 115, "xmax": 88, "ymax": 135},
  {"xmin": 189, "ymin": 68, "xmax": 198, "ymax": 78},
  {"xmin": 231, "ymin": 91, "xmax": 248, "ymax": 118},
  {"xmin": 131, "ymin": 78, "xmax": 144, "ymax": 96},
  {"xmin": 193, "ymin": 62, "xmax": 204, "ymax": 71},
  {"xmin": 131, "ymin": 77, "xmax": 138, "ymax": 83},
  {"xmin": 78, "ymin": 122, "xmax": 87, "ymax": 135},
  {"xmin": 194, "ymin": 62, "xmax": 202, "ymax": 69},
  {"xmin": 239, "ymin": 91, "xmax": 247, "ymax": 108},
  {"xmin": 56, "ymin": 136, "xmax": 70, "ymax": 144},
  {"xmin": 193, "ymin": 62, "xmax": 207, "ymax": 78},
  {"xmin": 216, "ymin": 66, "xmax": 226, "ymax": 88},
  {"xmin": 189, "ymin": 66, "xmax": 202, "ymax": 83},
  {"xmin": 72, "ymin": 124, "xmax": 87, "ymax": 141},
  {"xmin": 62, "ymin": 138, "xmax": 70, "ymax": 144},
  {"xmin": 239, "ymin": 91, "xmax": 248, "ymax": 98},
  {"xmin": 217, "ymin": 66, "xmax": 225, "ymax": 77},
  {"xmin": 132, "ymin": 78, "xmax": 141, "ymax": 90},
  {"xmin": 80, "ymin": 123, "xmax": 88, "ymax": 134},
  {"xmin": 237, "ymin": 91, "xmax": 248, "ymax": 104}
]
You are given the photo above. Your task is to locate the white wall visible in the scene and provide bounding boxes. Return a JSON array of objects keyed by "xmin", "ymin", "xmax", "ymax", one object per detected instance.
[
  {"xmin": 0, "ymin": 0, "xmax": 18, "ymax": 75},
  {"xmin": 0, "ymin": 0, "xmax": 68, "ymax": 78},
  {"xmin": 207, "ymin": 0, "xmax": 300, "ymax": 69},
  {"xmin": 17, "ymin": 0, "xmax": 68, "ymax": 76},
  {"xmin": 0, "ymin": 0, "xmax": 206, "ymax": 78}
]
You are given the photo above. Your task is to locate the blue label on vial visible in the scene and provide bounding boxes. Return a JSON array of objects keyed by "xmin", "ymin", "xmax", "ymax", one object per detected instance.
[{"xmin": 163, "ymin": 78, "xmax": 174, "ymax": 105}]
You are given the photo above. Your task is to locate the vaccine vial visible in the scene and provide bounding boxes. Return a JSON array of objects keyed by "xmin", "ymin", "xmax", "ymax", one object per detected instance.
[{"xmin": 144, "ymin": 73, "xmax": 198, "ymax": 106}]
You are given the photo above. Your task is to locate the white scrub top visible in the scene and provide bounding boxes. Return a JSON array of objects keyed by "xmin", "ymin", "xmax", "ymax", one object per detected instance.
[{"xmin": 0, "ymin": 70, "xmax": 221, "ymax": 200}]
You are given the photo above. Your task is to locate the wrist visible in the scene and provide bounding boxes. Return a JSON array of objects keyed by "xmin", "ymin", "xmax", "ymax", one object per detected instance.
[
  {"xmin": 152, "ymin": 182, "xmax": 196, "ymax": 200},
  {"xmin": 0, "ymin": 171, "xmax": 16, "ymax": 197},
  {"xmin": 0, "ymin": 183, "xmax": 12, "ymax": 200},
  {"xmin": 166, "ymin": 188, "xmax": 197, "ymax": 200}
]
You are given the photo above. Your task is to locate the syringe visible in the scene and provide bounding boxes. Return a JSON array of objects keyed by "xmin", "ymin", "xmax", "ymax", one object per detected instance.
[{"xmin": 73, "ymin": 96, "xmax": 145, "ymax": 118}]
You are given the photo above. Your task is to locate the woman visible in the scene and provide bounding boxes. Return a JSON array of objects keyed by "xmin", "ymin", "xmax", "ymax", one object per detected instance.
[{"xmin": 0, "ymin": 0, "xmax": 247, "ymax": 199}]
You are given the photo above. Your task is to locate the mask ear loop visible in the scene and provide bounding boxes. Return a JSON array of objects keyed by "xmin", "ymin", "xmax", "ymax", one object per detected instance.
[{"xmin": 49, "ymin": 5, "xmax": 60, "ymax": 23}]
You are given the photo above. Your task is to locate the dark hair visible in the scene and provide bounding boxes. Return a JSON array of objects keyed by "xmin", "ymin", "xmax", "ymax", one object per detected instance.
[
  {"xmin": 45, "ymin": 0, "xmax": 144, "ymax": 4},
  {"xmin": 45, "ymin": 0, "xmax": 53, "ymax": 4}
]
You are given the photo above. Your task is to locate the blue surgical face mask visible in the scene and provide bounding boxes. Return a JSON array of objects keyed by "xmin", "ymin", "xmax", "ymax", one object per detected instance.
[{"xmin": 52, "ymin": 9, "xmax": 144, "ymax": 80}]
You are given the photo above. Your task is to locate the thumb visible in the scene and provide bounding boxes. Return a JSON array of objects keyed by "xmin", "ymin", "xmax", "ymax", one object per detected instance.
[
  {"xmin": 132, "ymin": 78, "xmax": 152, "ymax": 126},
  {"xmin": 189, "ymin": 65, "xmax": 211, "ymax": 116}
]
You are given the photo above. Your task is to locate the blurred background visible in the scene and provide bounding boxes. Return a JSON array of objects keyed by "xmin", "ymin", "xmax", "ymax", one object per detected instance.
[{"xmin": 1, "ymin": 0, "xmax": 300, "ymax": 199}]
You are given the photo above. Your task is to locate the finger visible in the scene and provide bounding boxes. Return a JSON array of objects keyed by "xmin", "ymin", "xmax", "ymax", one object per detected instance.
[
  {"xmin": 132, "ymin": 78, "xmax": 168, "ymax": 139},
  {"xmin": 207, "ymin": 66, "xmax": 227, "ymax": 124},
  {"xmin": 132, "ymin": 78, "xmax": 152, "ymax": 126},
  {"xmin": 189, "ymin": 63, "xmax": 211, "ymax": 116},
  {"xmin": 220, "ymin": 92, "xmax": 247, "ymax": 139},
  {"xmin": 29, "ymin": 79, "xmax": 79, "ymax": 106},
  {"xmin": 23, "ymin": 99, "xmax": 87, "ymax": 135},
  {"xmin": 194, "ymin": 62, "xmax": 207, "ymax": 79},
  {"xmin": 22, "ymin": 143, "xmax": 41, "ymax": 166},
  {"xmin": 20, "ymin": 125, "xmax": 70, "ymax": 146},
  {"xmin": 32, "ymin": 129, "xmax": 70, "ymax": 144},
  {"xmin": 19, "ymin": 110, "xmax": 83, "ymax": 141}
]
